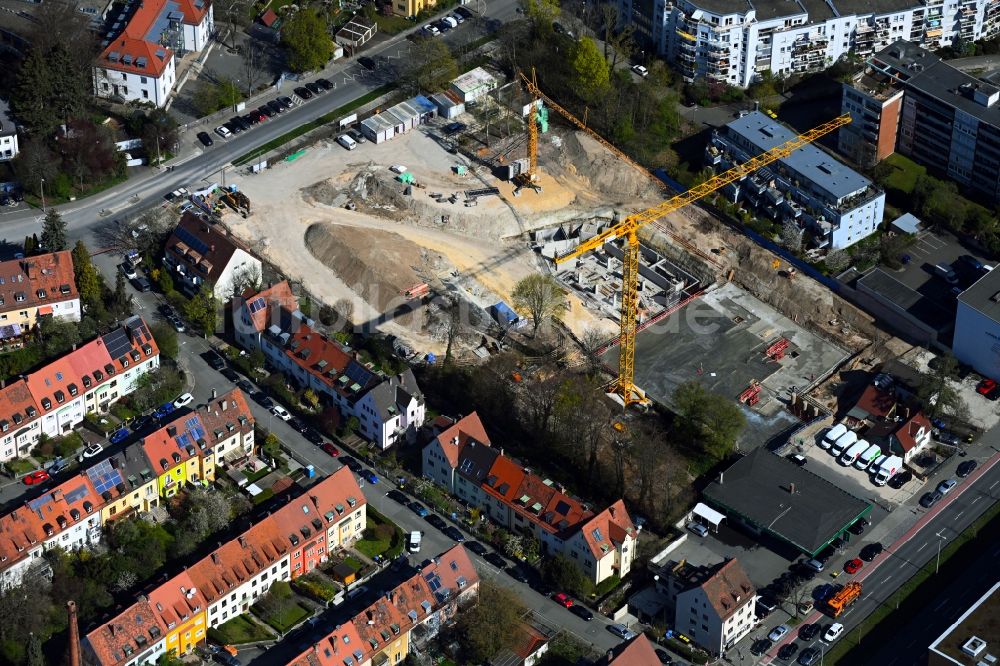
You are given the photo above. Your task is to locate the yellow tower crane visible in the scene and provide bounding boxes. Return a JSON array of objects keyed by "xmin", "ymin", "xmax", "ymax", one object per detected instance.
[{"xmin": 552, "ymin": 113, "xmax": 852, "ymax": 407}]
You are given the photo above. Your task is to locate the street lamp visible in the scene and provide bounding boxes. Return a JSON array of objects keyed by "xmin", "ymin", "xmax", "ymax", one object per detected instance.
[
  {"xmin": 935, "ymin": 530, "xmax": 948, "ymax": 574},
  {"xmin": 40, "ymin": 177, "xmax": 45, "ymax": 211}
]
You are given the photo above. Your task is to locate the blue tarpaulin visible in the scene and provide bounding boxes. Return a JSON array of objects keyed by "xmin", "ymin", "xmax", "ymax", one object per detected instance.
[{"xmin": 488, "ymin": 301, "xmax": 525, "ymax": 329}]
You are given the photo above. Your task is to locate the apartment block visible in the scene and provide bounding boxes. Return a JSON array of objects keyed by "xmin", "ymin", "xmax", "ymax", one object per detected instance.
[
  {"xmin": 93, "ymin": 0, "xmax": 213, "ymax": 106},
  {"xmin": 953, "ymin": 267, "xmax": 1000, "ymax": 380},
  {"xmin": 841, "ymin": 40, "xmax": 1000, "ymax": 203},
  {"xmin": 234, "ymin": 281, "xmax": 425, "ymax": 450},
  {"xmin": 618, "ymin": 0, "xmax": 1000, "ymax": 88},
  {"xmin": 0, "ymin": 251, "xmax": 80, "ymax": 342},
  {"xmin": 654, "ymin": 558, "xmax": 757, "ymax": 655},
  {"xmin": 163, "ymin": 212, "xmax": 262, "ymax": 300},
  {"xmin": 286, "ymin": 545, "xmax": 480, "ymax": 666},
  {"xmin": 706, "ymin": 111, "xmax": 885, "ymax": 249},
  {"xmin": 83, "ymin": 467, "xmax": 366, "ymax": 665},
  {"xmin": 422, "ymin": 413, "xmax": 637, "ymax": 586},
  {"xmin": 0, "ymin": 316, "xmax": 159, "ymax": 463}
]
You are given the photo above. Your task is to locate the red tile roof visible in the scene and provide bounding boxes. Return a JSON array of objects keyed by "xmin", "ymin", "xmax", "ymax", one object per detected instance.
[
  {"xmin": 85, "ymin": 600, "xmax": 168, "ymax": 665},
  {"xmin": 599, "ymin": 633, "xmax": 661, "ymax": 665},
  {"xmin": 579, "ymin": 500, "xmax": 636, "ymax": 562},
  {"xmin": 853, "ymin": 385, "xmax": 898, "ymax": 421},
  {"xmin": 147, "ymin": 570, "xmax": 210, "ymax": 635},
  {"xmin": 100, "ymin": 36, "xmax": 173, "ymax": 77},
  {"xmin": 0, "ymin": 251, "xmax": 77, "ymax": 314},
  {"xmin": 433, "ymin": 412, "xmax": 491, "ymax": 467},
  {"xmin": 259, "ymin": 8, "xmax": 278, "ymax": 26},
  {"xmin": 699, "ymin": 558, "xmax": 755, "ymax": 621},
  {"xmin": 895, "ymin": 412, "xmax": 931, "ymax": 452},
  {"xmin": 99, "ymin": 0, "xmax": 209, "ymax": 76},
  {"xmin": 0, "ymin": 380, "xmax": 39, "ymax": 435},
  {"xmin": 243, "ymin": 281, "xmax": 298, "ymax": 333}
]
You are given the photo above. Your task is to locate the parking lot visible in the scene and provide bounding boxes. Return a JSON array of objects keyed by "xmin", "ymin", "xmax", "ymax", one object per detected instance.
[{"xmin": 890, "ymin": 227, "xmax": 993, "ymax": 297}]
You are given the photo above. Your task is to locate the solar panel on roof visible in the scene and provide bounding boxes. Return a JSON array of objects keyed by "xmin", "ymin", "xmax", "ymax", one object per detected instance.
[
  {"xmin": 248, "ymin": 297, "xmax": 265, "ymax": 314},
  {"xmin": 155, "ymin": 49, "xmax": 167, "ymax": 59},
  {"xmin": 102, "ymin": 328, "xmax": 133, "ymax": 361},
  {"xmin": 174, "ymin": 226, "xmax": 209, "ymax": 256},
  {"xmin": 344, "ymin": 360, "xmax": 374, "ymax": 386},
  {"xmin": 64, "ymin": 484, "xmax": 90, "ymax": 504},
  {"xmin": 87, "ymin": 459, "xmax": 124, "ymax": 495},
  {"xmin": 555, "ymin": 500, "xmax": 571, "ymax": 515}
]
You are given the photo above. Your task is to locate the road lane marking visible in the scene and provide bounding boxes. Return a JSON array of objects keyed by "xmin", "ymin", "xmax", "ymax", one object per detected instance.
[
  {"xmin": 883, "ymin": 574, "xmax": 893, "ymax": 582},
  {"xmin": 956, "ymin": 510, "xmax": 965, "ymax": 518},
  {"xmin": 971, "ymin": 496, "xmax": 981, "ymax": 504},
  {"xmin": 991, "ymin": 480, "xmax": 998, "ymax": 490},
  {"xmin": 934, "ymin": 598, "xmax": 950, "ymax": 610},
  {"xmin": 917, "ymin": 543, "xmax": 927, "ymax": 552}
]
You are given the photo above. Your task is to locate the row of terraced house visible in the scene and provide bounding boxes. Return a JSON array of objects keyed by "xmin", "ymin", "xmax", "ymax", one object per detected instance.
[
  {"xmin": 233, "ymin": 281, "xmax": 426, "ymax": 450},
  {"xmin": 82, "ymin": 466, "xmax": 369, "ymax": 665},
  {"xmin": 0, "ymin": 315, "xmax": 159, "ymax": 464},
  {"xmin": 0, "ymin": 388, "xmax": 255, "ymax": 590},
  {"xmin": 422, "ymin": 412, "xmax": 638, "ymax": 587}
]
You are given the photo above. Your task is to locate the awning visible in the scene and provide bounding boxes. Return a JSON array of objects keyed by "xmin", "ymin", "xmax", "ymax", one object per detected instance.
[
  {"xmin": 693, "ymin": 502, "xmax": 726, "ymax": 527},
  {"xmin": 37, "ymin": 306, "xmax": 53, "ymax": 316}
]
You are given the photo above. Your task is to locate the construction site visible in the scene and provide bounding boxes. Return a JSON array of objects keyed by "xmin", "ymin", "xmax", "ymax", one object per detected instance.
[{"xmin": 219, "ymin": 70, "xmax": 894, "ymax": 429}]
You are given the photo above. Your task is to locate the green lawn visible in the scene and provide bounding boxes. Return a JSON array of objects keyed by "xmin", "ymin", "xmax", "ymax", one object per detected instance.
[
  {"xmin": 207, "ymin": 615, "xmax": 272, "ymax": 644},
  {"xmin": 343, "ymin": 555, "xmax": 365, "ymax": 572},
  {"xmin": 356, "ymin": 526, "xmax": 392, "ymax": 559},
  {"xmin": 244, "ymin": 466, "xmax": 272, "ymax": 484},
  {"xmin": 375, "ymin": 13, "xmax": 412, "ymax": 34},
  {"xmin": 881, "ymin": 153, "xmax": 926, "ymax": 196},
  {"xmin": 7, "ymin": 458, "xmax": 35, "ymax": 475},
  {"xmin": 259, "ymin": 601, "xmax": 311, "ymax": 634}
]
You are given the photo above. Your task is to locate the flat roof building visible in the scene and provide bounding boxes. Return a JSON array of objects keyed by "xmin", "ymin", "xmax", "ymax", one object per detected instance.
[
  {"xmin": 706, "ymin": 111, "xmax": 885, "ymax": 250},
  {"xmin": 703, "ymin": 448, "xmax": 873, "ymax": 557},
  {"xmin": 927, "ymin": 580, "xmax": 1000, "ymax": 665},
  {"xmin": 954, "ymin": 266, "xmax": 1000, "ymax": 381}
]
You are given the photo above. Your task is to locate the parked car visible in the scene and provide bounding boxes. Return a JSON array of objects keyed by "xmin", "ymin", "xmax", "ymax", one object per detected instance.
[
  {"xmin": 848, "ymin": 521, "xmax": 867, "ymax": 536},
  {"xmin": 423, "ymin": 24, "xmax": 439, "ymax": 35},
  {"xmin": 258, "ymin": 395, "xmax": 275, "ymax": 410},
  {"xmin": 236, "ymin": 378, "xmax": 255, "ymax": 394},
  {"xmin": 267, "ymin": 100, "xmax": 285, "ymax": 114},
  {"xmin": 271, "ymin": 404, "xmax": 292, "ymax": 420},
  {"xmin": 278, "ymin": 96, "xmax": 294, "ymax": 109},
  {"xmin": 957, "ymin": 460, "xmax": 978, "ymax": 477},
  {"xmin": 977, "ymin": 378, "xmax": 999, "ymax": 398},
  {"xmin": 215, "ymin": 125, "xmax": 232, "ymax": 139},
  {"xmin": 778, "ymin": 643, "xmax": 799, "ymax": 661},
  {"xmin": 347, "ymin": 128, "xmax": 365, "ymax": 144},
  {"xmin": 169, "ymin": 316, "xmax": 186, "ymax": 333},
  {"xmin": 408, "ymin": 501, "xmax": 429, "ymax": 517},
  {"xmin": 888, "ymin": 470, "xmax": 913, "ymax": 489},
  {"xmin": 844, "ymin": 558, "xmax": 863, "ymax": 574},
  {"xmin": 798, "ymin": 623, "xmax": 820, "ymax": 641},
  {"xmin": 798, "ymin": 648, "xmax": 821, "ymax": 666},
  {"xmin": 750, "ymin": 639, "xmax": 772, "ymax": 657},
  {"xmin": 173, "ymin": 393, "xmax": 194, "ymax": 408},
  {"xmin": 259, "ymin": 104, "xmax": 277, "ymax": 118},
  {"xmin": 935, "ymin": 430, "xmax": 961, "ymax": 446},
  {"xmin": 197, "ymin": 131, "xmax": 214, "ymax": 146},
  {"xmin": 920, "ymin": 490, "xmax": 943, "ymax": 508},
  {"xmin": 425, "ymin": 514, "xmax": 447, "ymax": 530},
  {"xmin": 860, "ymin": 542, "xmax": 884, "ymax": 561},
  {"xmin": 768, "ymin": 625, "xmax": 790, "ymax": 642},
  {"xmin": 484, "ymin": 552, "xmax": 507, "ymax": 569},
  {"xmin": 243, "ymin": 113, "xmax": 260, "ymax": 126},
  {"xmin": 155, "ymin": 402, "xmax": 176, "ymax": 419},
  {"xmin": 119, "ymin": 261, "xmax": 137, "ymax": 279},
  {"xmin": 84, "ymin": 442, "xmax": 106, "ymax": 457},
  {"xmin": 294, "ymin": 86, "xmax": 313, "ymax": 99},
  {"xmin": 230, "ymin": 116, "xmax": 249, "ymax": 132},
  {"xmin": 288, "ymin": 417, "xmax": 308, "ymax": 433},
  {"xmin": 607, "ymin": 624, "xmax": 637, "ymax": 641},
  {"xmin": 362, "ymin": 470, "xmax": 379, "ymax": 484},
  {"xmin": 305, "ymin": 81, "xmax": 323, "ymax": 95},
  {"xmin": 631, "ymin": 64, "xmax": 649, "ymax": 77},
  {"xmin": 823, "ymin": 623, "xmax": 844, "ymax": 641},
  {"xmin": 687, "ymin": 522, "xmax": 709, "ymax": 537},
  {"xmin": 321, "ymin": 443, "xmax": 339, "ymax": 457},
  {"xmin": 449, "ymin": 12, "xmax": 463, "ymax": 23},
  {"xmin": 552, "ymin": 592, "xmax": 574, "ymax": 608},
  {"xmin": 316, "ymin": 77, "xmax": 333, "ymax": 90},
  {"xmin": 803, "ymin": 558, "xmax": 825, "ymax": 572},
  {"xmin": 937, "ymin": 479, "xmax": 958, "ymax": 495},
  {"xmin": 466, "ymin": 541, "xmax": 488, "ymax": 556},
  {"xmin": 341, "ymin": 457, "xmax": 363, "ymax": 473},
  {"xmin": 507, "ymin": 563, "xmax": 532, "ymax": 583},
  {"xmin": 130, "ymin": 276, "xmax": 151, "ymax": 292},
  {"xmin": 23, "ymin": 470, "xmax": 50, "ymax": 485}
]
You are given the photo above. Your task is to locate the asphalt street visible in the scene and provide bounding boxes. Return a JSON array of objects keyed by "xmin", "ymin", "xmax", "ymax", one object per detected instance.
[{"xmin": 760, "ymin": 444, "xmax": 1000, "ymax": 665}]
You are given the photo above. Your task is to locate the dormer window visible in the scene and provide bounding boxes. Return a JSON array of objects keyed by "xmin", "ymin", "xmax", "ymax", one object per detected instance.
[
  {"xmin": 54, "ymin": 390, "xmax": 65, "ymax": 404},
  {"xmin": 36, "ymin": 289, "xmax": 46, "ymax": 299},
  {"xmin": 41, "ymin": 397, "xmax": 51, "ymax": 410},
  {"xmin": 25, "ymin": 406, "xmax": 35, "ymax": 418},
  {"xmin": 14, "ymin": 292, "xmax": 24, "ymax": 302},
  {"xmin": 68, "ymin": 384, "xmax": 78, "ymax": 396}
]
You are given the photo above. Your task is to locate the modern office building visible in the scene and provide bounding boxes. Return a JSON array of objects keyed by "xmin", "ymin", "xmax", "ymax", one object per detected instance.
[
  {"xmin": 840, "ymin": 40, "xmax": 1000, "ymax": 202},
  {"xmin": 617, "ymin": 0, "xmax": 1000, "ymax": 88},
  {"xmin": 706, "ymin": 111, "xmax": 885, "ymax": 249},
  {"xmin": 953, "ymin": 267, "xmax": 1000, "ymax": 381}
]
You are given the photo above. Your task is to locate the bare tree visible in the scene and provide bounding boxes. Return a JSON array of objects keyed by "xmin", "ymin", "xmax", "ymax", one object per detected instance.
[
  {"xmin": 780, "ymin": 220, "xmax": 803, "ymax": 252},
  {"xmin": 511, "ymin": 274, "xmax": 569, "ymax": 337},
  {"xmin": 335, "ymin": 298, "xmax": 355, "ymax": 330},
  {"xmin": 579, "ymin": 326, "xmax": 609, "ymax": 373},
  {"xmin": 229, "ymin": 263, "xmax": 263, "ymax": 300},
  {"xmin": 242, "ymin": 41, "xmax": 268, "ymax": 96}
]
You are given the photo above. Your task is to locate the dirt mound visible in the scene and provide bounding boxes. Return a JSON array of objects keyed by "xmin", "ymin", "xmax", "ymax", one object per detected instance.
[
  {"xmin": 553, "ymin": 131, "xmax": 663, "ymax": 203},
  {"xmin": 304, "ymin": 222, "xmax": 444, "ymax": 310}
]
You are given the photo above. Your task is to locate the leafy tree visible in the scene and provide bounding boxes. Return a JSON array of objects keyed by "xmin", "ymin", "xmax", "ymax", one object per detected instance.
[
  {"xmin": 780, "ymin": 220, "xmax": 803, "ymax": 252},
  {"xmin": 26, "ymin": 632, "xmax": 43, "ymax": 666},
  {"xmin": 184, "ymin": 284, "xmax": 220, "ymax": 336},
  {"xmin": 137, "ymin": 109, "xmax": 180, "ymax": 164},
  {"xmin": 40, "ymin": 316, "xmax": 82, "ymax": 358},
  {"xmin": 542, "ymin": 553, "xmax": 593, "ymax": 597},
  {"xmin": 192, "ymin": 79, "xmax": 244, "ymax": 116},
  {"xmin": 282, "ymin": 9, "xmax": 334, "ymax": 72},
  {"xmin": 41, "ymin": 208, "xmax": 68, "ymax": 251},
  {"xmin": 129, "ymin": 367, "xmax": 185, "ymax": 412},
  {"xmin": 672, "ymin": 381, "xmax": 746, "ymax": 464},
  {"xmin": 402, "ymin": 39, "xmax": 459, "ymax": 94},
  {"xmin": 571, "ymin": 37, "xmax": 610, "ymax": 102},
  {"xmin": 825, "ymin": 250, "xmax": 851, "ymax": 273},
  {"xmin": 522, "ymin": 0, "xmax": 560, "ymax": 30},
  {"xmin": 918, "ymin": 354, "xmax": 966, "ymax": 419},
  {"xmin": 13, "ymin": 141, "xmax": 58, "ymax": 200},
  {"xmin": 511, "ymin": 274, "xmax": 568, "ymax": 337},
  {"xmin": 457, "ymin": 580, "xmax": 529, "ymax": 663},
  {"xmin": 150, "ymin": 322, "xmax": 178, "ymax": 359}
]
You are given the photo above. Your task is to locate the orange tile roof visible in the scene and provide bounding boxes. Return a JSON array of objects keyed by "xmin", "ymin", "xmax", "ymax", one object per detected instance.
[
  {"xmin": 579, "ymin": 500, "xmax": 636, "ymax": 562},
  {"xmin": 100, "ymin": 36, "xmax": 173, "ymax": 78},
  {"xmin": 482, "ymin": 454, "xmax": 592, "ymax": 536},
  {"xmin": 85, "ymin": 600, "xmax": 169, "ymax": 666},
  {"xmin": 895, "ymin": 412, "xmax": 931, "ymax": 452},
  {"xmin": 433, "ymin": 412, "xmax": 491, "ymax": 468},
  {"xmin": 0, "ymin": 251, "xmax": 77, "ymax": 314},
  {"xmin": 0, "ymin": 380, "xmax": 39, "ymax": 435},
  {"xmin": 147, "ymin": 570, "xmax": 209, "ymax": 633},
  {"xmin": 99, "ymin": 0, "xmax": 209, "ymax": 76},
  {"xmin": 600, "ymin": 633, "xmax": 661, "ymax": 665},
  {"xmin": 243, "ymin": 281, "xmax": 298, "ymax": 333},
  {"xmin": 853, "ymin": 385, "xmax": 898, "ymax": 421},
  {"xmin": 698, "ymin": 558, "xmax": 756, "ymax": 621}
]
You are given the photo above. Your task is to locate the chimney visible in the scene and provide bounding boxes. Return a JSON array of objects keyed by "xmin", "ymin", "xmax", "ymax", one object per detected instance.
[
  {"xmin": 788, "ymin": 482, "xmax": 796, "ymax": 494},
  {"xmin": 210, "ymin": 244, "xmax": 215, "ymax": 253},
  {"xmin": 67, "ymin": 601, "xmax": 81, "ymax": 666}
]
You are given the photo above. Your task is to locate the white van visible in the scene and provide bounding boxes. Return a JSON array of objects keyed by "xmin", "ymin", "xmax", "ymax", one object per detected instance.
[
  {"xmin": 854, "ymin": 444, "xmax": 882, "ymax": 470},
  {"xmin": 337, "ymin": 134, "xmax": 357, "ymax": 151},
  {"xmin": 829, "ymin": 430, "xmax": 858, "ymax": 457},
  {"xmin": 840, "ymin": 440, "xmax": 868, "ymax": 466},
  {"xmin": 874, "ymin": 455, "xmax": 903, "ymax": 486},
  {"xmin": 408, "ymin": 531, "xmax": 422, "ymax": 553},
  {"xmin": 821, "ymin": 424, "xmax": 848, "ymax": 449}
]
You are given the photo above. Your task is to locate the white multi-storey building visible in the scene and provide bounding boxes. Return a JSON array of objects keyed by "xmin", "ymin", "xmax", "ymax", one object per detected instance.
[
  {"xmin": 619, "ymin": 0, "xmax": 1000, "ymax": 87},
  {"xmin": 94, "ymin": 0, "xmax": 213, "ymax": 106},
  {"xmin": 706, "ymin": 111, "xmax": 885, "ymax": 249}
]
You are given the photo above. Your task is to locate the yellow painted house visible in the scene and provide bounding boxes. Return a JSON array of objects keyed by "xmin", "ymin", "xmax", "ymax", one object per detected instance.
[{"xmin": 148, "ymin": 571, "xmax": 209, "ymax": 658}]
